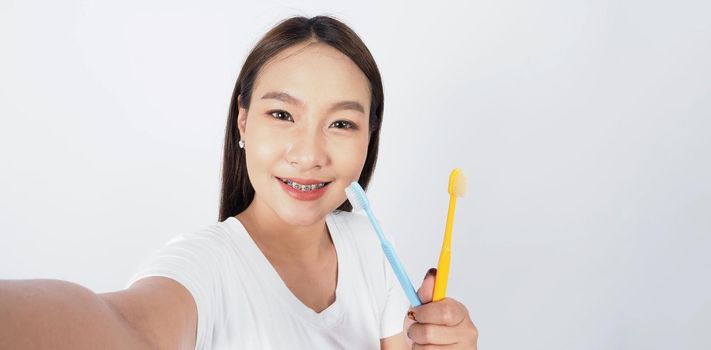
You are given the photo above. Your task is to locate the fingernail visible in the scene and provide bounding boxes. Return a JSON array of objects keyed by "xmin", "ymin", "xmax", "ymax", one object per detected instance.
[
  {"xmin": 407, "ymin": 310, "xmax": 417, "ymax": 321},
  {"xmin": 425, "ymin": 268, "xmax": 437, "ymax": 279}
]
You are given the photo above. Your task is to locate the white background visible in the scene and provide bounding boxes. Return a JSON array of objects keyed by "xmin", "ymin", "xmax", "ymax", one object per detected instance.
[{"xmin": 1, "ymin": 0, "xmax": 710, "ymax": 349}]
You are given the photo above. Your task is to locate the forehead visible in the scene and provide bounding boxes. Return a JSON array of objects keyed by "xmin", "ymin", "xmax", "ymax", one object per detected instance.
[{"xmin": 252, "ymin": 41, "xmax": 371, "ymax": 108}]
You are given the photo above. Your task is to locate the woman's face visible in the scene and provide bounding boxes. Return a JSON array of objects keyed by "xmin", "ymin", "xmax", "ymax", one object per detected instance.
[{"xmin": 238, "ymin": 41, "xmax": 371, "ymax": 227}]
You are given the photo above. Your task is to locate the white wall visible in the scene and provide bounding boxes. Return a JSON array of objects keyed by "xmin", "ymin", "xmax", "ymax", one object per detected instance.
[{"xmin": 1, "ymin": 0, "xmax": 710, "ymax": 349}]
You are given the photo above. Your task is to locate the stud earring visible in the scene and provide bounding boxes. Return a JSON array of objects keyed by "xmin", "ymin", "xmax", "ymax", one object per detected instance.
[{"xmin": 238, "ymin": 140, "xmax": 245, "ymax": 149}]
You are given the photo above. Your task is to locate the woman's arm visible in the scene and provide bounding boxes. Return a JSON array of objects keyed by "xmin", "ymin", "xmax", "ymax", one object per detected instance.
[{"xmin": 0, "ymin": 277, "xmax": 196, "ymax": 350}]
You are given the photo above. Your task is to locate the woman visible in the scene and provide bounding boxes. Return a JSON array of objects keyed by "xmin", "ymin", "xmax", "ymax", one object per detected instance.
[{"xmin": 0, "ymin": 16, "xmax": 478, "ymax": 349}]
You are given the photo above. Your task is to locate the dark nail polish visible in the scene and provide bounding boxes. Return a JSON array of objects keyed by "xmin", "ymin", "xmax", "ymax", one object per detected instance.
[
  {"xmin": 407, "ymin": 310, "xmax": 416, "ymax": 321},
  {"xmin": 425, "ymin": 268, "xmax": 437, "ymax": 279}
]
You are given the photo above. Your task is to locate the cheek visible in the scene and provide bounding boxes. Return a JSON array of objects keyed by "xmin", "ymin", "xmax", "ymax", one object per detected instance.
[
  {"xmin": 245, "ymin": 129, "xmax": 283, "ymax": 178},
  {"xmin": 334, "ymin": 137, "xmax": 369, "ymax": 180}
]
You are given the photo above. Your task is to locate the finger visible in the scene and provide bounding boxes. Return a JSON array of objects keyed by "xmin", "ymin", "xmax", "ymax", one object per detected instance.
[
  {"xmin": 403, "ymin": 310, "xmax": 417, "ymax": 348},
  {"xmin": 407, "ymin": 322, "xmax": 459, "ymax": 345},
  {"xmin": 413, "ymin": 298, "xmax": 467, "ymax": 326},
  {"xmin": 417, "ymin": 268, "xmax": 437, "ymax": 304}
]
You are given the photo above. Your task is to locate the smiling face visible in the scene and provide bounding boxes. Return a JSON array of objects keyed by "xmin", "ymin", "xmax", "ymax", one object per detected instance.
[{"xmin": 237, "ymin": 41, "xmax": 371, "ymax": 227}]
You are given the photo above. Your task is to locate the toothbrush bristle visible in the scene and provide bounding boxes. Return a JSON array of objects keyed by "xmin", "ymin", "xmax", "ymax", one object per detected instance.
[
  {"xmin": 448, "ymin": 169, "xmax": 467, "ymax": 197},
  {"xmin": 345, "ymin": 182, "xmax": 369, "ymax": 211}
]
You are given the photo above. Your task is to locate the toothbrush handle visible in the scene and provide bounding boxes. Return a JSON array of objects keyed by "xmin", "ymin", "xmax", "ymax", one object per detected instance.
[
  {"xmin": 381, "ymin": 242, "xmax": 422, "ymax": 307},
  {"xmin": 364, "ymin": 208, "xmax": 421, "ymax": 307},
  {"xmin": 432, "ymin": 248, "xmax": 450, "ymax": 301},
  {"xmin": 433, "ymin": 194, "xmax": 457, "ymax": 301}
]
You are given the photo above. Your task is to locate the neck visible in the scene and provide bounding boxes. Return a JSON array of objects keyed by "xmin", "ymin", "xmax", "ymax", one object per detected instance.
[{"xmin": 235, "ymin": 196, "xmax": 332, "ymax": 263}]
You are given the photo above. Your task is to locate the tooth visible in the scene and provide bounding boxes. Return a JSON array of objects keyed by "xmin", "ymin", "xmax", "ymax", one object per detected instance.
[{"xmin": 281, "ymin": 178, "xmax": 327, "ymax": 191}]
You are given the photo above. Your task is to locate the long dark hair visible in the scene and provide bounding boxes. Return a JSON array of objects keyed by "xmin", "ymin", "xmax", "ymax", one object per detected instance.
[{"xmin": 219, "ymin": 16, "xmax": 385, "ymax": 221}]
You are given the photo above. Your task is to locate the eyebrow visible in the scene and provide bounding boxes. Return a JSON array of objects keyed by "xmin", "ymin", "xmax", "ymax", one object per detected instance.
[{"xmin": 261, "ymin": 91, "xmax": 366, "ymax": 115}]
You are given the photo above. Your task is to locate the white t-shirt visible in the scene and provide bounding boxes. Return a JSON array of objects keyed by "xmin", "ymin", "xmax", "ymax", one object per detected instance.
[{"xmin": 127, "ymin": 210, "xmax": 410, "ymax": 349}]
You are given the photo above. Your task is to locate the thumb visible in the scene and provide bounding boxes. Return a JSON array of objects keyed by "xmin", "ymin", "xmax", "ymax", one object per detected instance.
[{"xmin": 417, "ymin": 268, "xmax": 437, "ymax": 304}]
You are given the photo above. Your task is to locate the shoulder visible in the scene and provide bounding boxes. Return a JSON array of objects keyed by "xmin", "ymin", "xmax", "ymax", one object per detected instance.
[
  {"xmin": 127, "ymin": 218, "xmax": 243, "ymax": 289},
  {"xmin": 165, "ymin": 219, "xmax": 236, "ymax": 247},
  {"xmin": 126, "ymin": 218, "xmax": 244, "ymax": 348},
  {"xmin": 146, "ymin": 218, "xmax": 240, "ymax": 262}
]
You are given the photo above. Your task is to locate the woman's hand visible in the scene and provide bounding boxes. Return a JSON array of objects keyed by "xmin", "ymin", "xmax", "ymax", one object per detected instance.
[{"xmin": 404, "ymin": 268, "xmax": 478, "ymax": 349}]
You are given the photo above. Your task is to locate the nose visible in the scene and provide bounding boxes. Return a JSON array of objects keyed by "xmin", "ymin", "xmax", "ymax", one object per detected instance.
[{"xmin": 285, "ymin": 127, "xmax": 329, "ymax": 171}]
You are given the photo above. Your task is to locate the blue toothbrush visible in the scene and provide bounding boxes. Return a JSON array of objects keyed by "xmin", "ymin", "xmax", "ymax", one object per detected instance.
[{"xmin": 345, "ymin": 182, "xmax": 421, "ymax": 307}]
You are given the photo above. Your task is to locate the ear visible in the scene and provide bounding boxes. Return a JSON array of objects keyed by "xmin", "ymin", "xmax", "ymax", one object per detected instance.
[{"xmin": 237, "ymin": 94, "xmax": 248, "ymax": 139}]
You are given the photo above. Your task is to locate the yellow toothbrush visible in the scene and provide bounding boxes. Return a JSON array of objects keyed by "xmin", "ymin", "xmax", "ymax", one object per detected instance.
[{"xmin": 433, "ymin": 168, "xmax": 467, "ymax": 302}]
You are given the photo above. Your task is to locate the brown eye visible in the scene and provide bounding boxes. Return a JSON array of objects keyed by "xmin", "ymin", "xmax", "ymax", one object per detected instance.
[
  {"xmin": 331, "ymin": 120, "xmax": 355, "ymax": 129},
  {"xmin": 269, "ymin": 110, "xmax": 293, "ymax": 122}
]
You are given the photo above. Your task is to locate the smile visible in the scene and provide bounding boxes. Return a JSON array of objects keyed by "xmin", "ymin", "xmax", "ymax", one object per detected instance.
[{"xmin": 276, "ymin": 177, "xmax": 331, "ymax": 192}]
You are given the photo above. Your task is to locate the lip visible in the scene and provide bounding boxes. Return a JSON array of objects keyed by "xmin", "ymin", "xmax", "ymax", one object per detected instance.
[{"xmin": 275, "ymin": 176, "xmax": 331, "ymax": 201}]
